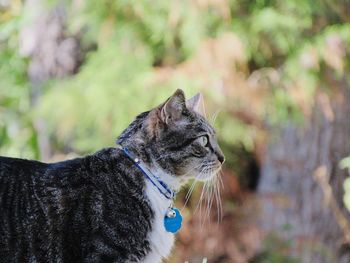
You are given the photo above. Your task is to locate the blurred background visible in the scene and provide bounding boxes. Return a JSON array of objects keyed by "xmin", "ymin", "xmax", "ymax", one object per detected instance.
[{"xmin": 1, "ymin": 0, "xmax": 350, "ymax": 262}]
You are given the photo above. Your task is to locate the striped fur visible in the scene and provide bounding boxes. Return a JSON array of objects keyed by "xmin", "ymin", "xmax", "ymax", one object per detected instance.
[
  {"xmin": 0, "ymin": 148, "xmax": 153, "ymax": 262},
  {"xmin": 0, "ymin": 89, "xmax": 224, "ymax": 262}
]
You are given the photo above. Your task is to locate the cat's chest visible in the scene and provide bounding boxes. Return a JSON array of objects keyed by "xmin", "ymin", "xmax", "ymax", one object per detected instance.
[{"xmin": 142, "ymin": 180, "xmax": 175, "ymax": 263}]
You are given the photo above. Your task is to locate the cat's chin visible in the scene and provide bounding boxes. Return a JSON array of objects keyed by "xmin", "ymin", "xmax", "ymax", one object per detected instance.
[
  {"xmin": 192, "ymin": 165, "xmax": 221, "ymax": 182},
  {"xmin": 194, "ymin": 172, "xmax": 219, "ymax": 182},
  {"xmin": 196, "ymin": 174, "xmax": 217, "ymax": 182}
]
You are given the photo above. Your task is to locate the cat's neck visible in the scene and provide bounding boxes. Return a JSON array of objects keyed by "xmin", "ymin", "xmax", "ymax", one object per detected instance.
[
  {"xmin": 120, "ymin": 144, "xmax": 185, "ymax": 193},
  {"xmin": 148, "ymin": 163, "xmax": 183, "ymax": 192}
]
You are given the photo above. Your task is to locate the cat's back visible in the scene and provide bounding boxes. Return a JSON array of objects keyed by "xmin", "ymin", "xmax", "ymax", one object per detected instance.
[
  {"xmin": 0, "ymin": 149, "xmax": 155, "ymax": 262},
  {"xmin": 0, "ymin": 155, "xmax": 48, "ymax": 175},
  {"xmin": 0, "ymin": 156, "xmax": 49, "ymax": 195}
]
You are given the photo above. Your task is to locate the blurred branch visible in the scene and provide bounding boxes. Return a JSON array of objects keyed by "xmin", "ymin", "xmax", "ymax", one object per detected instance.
[
  {"xmin": 313, "ymin": 165, "xmax": 350, "ymax": 245},
  {"xmin": 19, "ymin": 0, "xmax": 81, "ymax": 160},
  {"xmin": 324, "ymin": 0, "xmax": 350, "ymax": 23},
  {"xmin": 228, "ymin": 108, "xmax": 265, "ymax": 129}
]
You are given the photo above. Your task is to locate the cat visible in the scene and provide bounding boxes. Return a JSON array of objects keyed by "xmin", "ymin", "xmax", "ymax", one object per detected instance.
[{"xmin": 0, "ymin": 89, "xmax": 224, "ymax": 263}]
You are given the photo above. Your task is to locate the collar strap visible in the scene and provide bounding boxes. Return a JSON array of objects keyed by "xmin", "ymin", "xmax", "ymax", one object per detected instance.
[{"xmin": 119, "ymin": 146, "xmax": 176, "ymax": 200}]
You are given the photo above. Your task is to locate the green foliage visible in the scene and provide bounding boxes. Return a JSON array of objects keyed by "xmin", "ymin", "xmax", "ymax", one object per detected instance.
[
  {"xmin": 36, "ymin": 38, "xmax": 200, "ymax": 153},
  {"xmin": 0, "ymin": 0, "xmax": 350, "ymax": 156},
  {"xmin": 2, "ymin": 0, "xmax": 350, "ymax": 160},
  {"xmin": 231, "ymin": 0, "xmax": 313, "ymax": 67},
  {"xmin": 0, "ymin": 5, "xmax": 39, "ymax": 158},
  {"xmin": 68, "ymin": 0, "xmax": 225, "ymax": 66},
  {"xmin": 266, "ymin": 87, "xmax": 304, "ymax": 125},
  {"xmin": 250, "ymin": 233, "xmax": 300, "ymax": 263}
]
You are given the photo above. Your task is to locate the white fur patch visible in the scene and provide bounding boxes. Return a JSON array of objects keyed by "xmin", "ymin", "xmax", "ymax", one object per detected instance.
[{"xmin": 140, "ymin": 168, "xmax": 178, "ymax": 263}]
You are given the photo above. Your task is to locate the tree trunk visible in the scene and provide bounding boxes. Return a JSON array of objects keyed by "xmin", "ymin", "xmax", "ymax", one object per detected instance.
[
  {"xmin": 19, "ymin": 0, "xmax": 80, "ymax": 161},
  {"xmin": 258, "ymin": 75, "xmax": 350, "ymax": 262}
]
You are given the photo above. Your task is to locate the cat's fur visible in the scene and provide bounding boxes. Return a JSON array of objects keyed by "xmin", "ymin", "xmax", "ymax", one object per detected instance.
[{"xmin": 0, "ymin": 89, "xmax": 224, "ymax": 263}]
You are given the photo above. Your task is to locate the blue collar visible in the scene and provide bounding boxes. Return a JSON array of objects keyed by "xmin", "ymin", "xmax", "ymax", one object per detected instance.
[{"xmin": 119, "ymin": 146, "xmax": 176, "ymax": 200}]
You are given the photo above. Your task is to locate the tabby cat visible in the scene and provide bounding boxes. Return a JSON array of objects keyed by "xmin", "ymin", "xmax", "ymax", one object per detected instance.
[{"xmin": 0, "ymin": 89, "xmax": 224, "ymax": 263}]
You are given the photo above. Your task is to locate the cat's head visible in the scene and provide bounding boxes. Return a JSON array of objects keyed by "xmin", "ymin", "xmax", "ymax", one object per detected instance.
[{"xmin": 117, "ymin": 89, "xmax": 224, "ymax": 187}]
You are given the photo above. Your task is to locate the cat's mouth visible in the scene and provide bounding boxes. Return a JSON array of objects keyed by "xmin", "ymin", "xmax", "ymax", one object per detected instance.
[
  {"xmin": 182, "ymin": 160, "xmax": 223, "ymax": 223},
  {"xmin": 195, "ymin": 161, "xmax": 222, "ymax": 182}
]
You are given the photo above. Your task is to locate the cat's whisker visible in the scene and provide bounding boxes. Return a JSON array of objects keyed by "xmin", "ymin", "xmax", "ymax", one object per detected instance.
[
  {"xmin": 218, "ymin": 169, "xmax": 224, "ymax": 188},
  {"xmin": 200, "ymin": 180, "xmax": 211, "ymax": 228},
  {"xmin": 218, "ymin": 176, "xmax": 224, "ymax": 218},
  {"xmin": 205, "ymin": 177, "xmax": 214, "ymax": 223},
  {"xmin": 193, "ymin": 166, "xmax": 209, "ymax": 213},
  {"xmin": 195, "ymin": 168, "xmax": 210, "ymax": 218},
  {"xmin": 213, "ymin": 176, "xmax": 219, "ymax": 222},
  {"xmin": 209, "ymin": 110, "xmax": 221, "ymax": 126},
  {"xmin": 212, "ymin": 166, "xmax": 224, "ymax": 222},
  {"xmin": 182, "ymin": 178, "xmax": 199, "ymax": 209},
  {"xmin": 183, "ymin": 161, "xmax": 223, "ymax": 228},
  {"xmin": 214, "ymin": 176, "xmax": 223, "ymax": 223},
  {"xmin": 200, "ymin": 165, "xmax": 223, "ymax": 225},
  {"xmin": 203, "ymin": 179, "xmax": 211, "ymax": 223},
  {"xmin": 184, "ymin": 179, "xmax": 197, "ymax": 201},
  {"xmin": 199, "ymin": 166, "xmax": 215, "ymax": 226},
  {"xmin": 208, "ymin": 178, "xmax": 215, "ymax": 217},
  {"xmin": 180, "ymin": 163, "xmax": 203, "ymax": 177},
  {"xmin": 196, "ymin": 183, "xmax": 205, "ymax": 227}
]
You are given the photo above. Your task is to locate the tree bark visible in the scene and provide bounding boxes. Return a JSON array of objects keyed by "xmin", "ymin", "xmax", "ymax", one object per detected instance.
[
  {"xmin": 258, "ymin": 76, "xmax": 350, "ymax": 262},
  {"xmin": 19, "ymin": 0, "xmax": 80, "ymax": 161}
]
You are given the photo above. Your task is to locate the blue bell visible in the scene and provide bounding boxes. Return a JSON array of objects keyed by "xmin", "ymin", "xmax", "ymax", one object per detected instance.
[{"xmin": 164, "ymin": 208, "xmax": 182, "ymax": 233}]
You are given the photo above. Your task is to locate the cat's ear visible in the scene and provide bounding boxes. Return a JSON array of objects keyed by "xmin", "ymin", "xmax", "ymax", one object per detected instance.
[
  {"xmin": 186, "ymin": 93, "xmax": 205, "ymax": 116},
  {"xmin": 159, "ymin": 89, "xmax": 186, "ymax": 125},
  {"xmin": 145, "ymin": 89, "xmax": 186, "ymax": 138}
]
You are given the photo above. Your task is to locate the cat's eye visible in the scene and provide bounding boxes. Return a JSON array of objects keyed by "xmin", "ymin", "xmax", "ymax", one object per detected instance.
[{"xmin": 199, "ymin": 135, "xmax": 209, "ymax": 147}]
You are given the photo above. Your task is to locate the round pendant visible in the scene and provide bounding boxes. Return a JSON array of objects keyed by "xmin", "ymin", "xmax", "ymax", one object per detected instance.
[{"xmin": 164, "ymin": 207, "xmax": 182, "ymax": 233}]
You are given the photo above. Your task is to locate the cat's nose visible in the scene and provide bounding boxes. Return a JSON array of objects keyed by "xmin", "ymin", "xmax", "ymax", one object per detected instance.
[
  {"xmin": 216, "ymin": 151, "xmax": 225, "ymax": 164},
  {"xmin": 217, "ymin": 154, "xmax": 225, "ymax": 164},
  {"xmin": 212, "ymin": 141, "xmax": 225, "ymax": 164}
]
